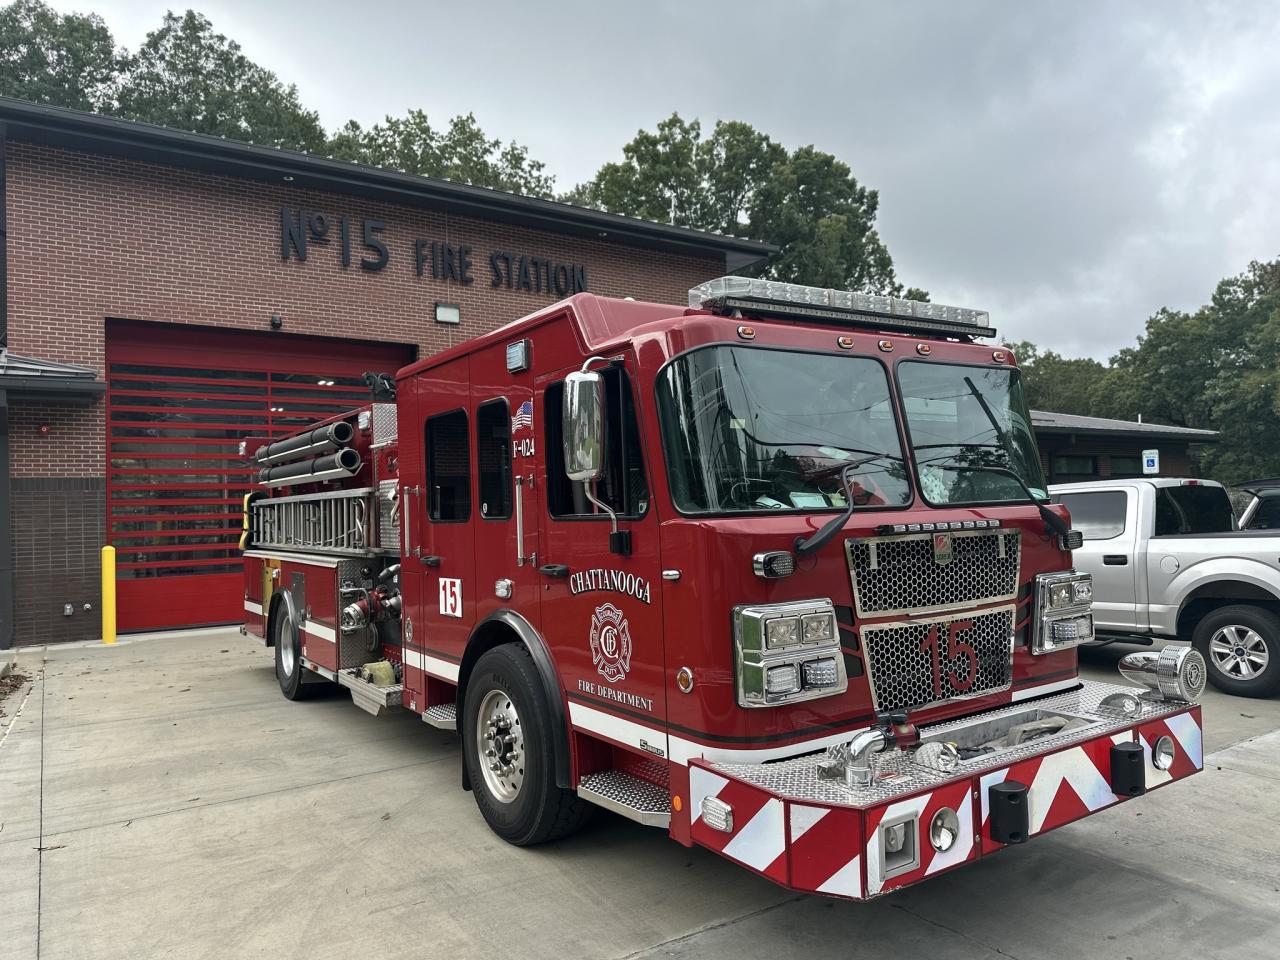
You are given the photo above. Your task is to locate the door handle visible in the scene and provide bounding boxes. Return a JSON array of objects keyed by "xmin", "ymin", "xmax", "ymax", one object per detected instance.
[
  {"xmin": 1103, "ymin": 555, "xmax": 1129, "ymax": 565},
  {"xmin": 421, "ymin": 555, "xmax": 442, "ymax": 567},
  {"xmin": 538, "ymin": 563, "xmax": 569, "ymax": 578}
]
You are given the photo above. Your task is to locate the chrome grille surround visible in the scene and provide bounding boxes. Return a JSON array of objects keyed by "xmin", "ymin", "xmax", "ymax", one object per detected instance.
[
  {"xmin": 860, "ymin": 605, "xmax": 1015, "ymax": 713},
  {"xmin": 846, "ymin": 529, "xmax": 1021, "ymax": 618}
]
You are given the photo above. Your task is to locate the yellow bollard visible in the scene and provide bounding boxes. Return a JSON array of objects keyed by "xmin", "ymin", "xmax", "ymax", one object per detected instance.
[{"xmin": 101, "ymin": 545, "xmax": 117, "ymax": 645}]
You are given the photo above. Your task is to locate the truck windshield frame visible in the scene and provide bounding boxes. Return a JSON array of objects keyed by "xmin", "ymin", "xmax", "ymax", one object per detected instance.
[
  {"xmin": 655, "ymin": 344, "xmax": 912, "ymax": 516},
  {"xmin": 896, "ymin": 360, "xmax": 1046, "ymax": 508}
]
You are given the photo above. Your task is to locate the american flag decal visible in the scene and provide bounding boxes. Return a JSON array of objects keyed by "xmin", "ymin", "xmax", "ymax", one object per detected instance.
[{"xmin": 512, "ymin": 400, "xmax": 533, "ymax": 431}]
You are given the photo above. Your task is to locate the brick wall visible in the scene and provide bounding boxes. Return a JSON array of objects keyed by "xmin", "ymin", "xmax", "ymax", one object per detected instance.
[
  {"xmin": 4, "ymin": 142, "xmax": 725, "ymax": 644},
  {"xmin": 11, "ymin": 477, "xmax": 104, "ymax": 645},
  {"xmin": 1039, "ymin": 435, "xmax": 1198, "ymax": 481}
]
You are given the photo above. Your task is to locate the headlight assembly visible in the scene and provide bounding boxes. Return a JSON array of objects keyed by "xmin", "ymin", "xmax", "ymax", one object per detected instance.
[
  {"xmin": 734, "ymin": 599, "xmax": 848, "ymax": 707},
  {"xmin": 1032, "ymin": 571, "xmax": 1094, "ymax": 654}
]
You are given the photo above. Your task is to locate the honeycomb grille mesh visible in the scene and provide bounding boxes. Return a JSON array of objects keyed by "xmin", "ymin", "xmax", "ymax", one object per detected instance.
[
  {"xmin": 861, "ymin": 606, "xmax": 1015, "ymax": 712},
  {"xmin": 847, "ymin": 529, "xmax": 1020, "ymax": 617}
]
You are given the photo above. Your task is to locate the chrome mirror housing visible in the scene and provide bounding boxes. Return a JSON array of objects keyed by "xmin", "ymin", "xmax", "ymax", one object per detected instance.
[{"xmin": 562, "ymin": 365, "xmax": 605, "ymax": 482}]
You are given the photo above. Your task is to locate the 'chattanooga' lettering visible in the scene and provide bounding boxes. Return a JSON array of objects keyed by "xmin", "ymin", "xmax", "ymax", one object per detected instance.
[
  {"xmin": 569, "ymin": 568, "xmax": 652, "ymax": 604},
  {"xmin": 280, "ymin": 207, "xmax": 587, "ymax": 295}
]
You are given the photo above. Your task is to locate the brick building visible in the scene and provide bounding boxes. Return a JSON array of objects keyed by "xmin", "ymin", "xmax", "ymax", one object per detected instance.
[
  {"xmin": 0, "ymin": 97, "xmax": 770, "ymax": 646},
  {"xmin": 1030, "ymin": 410, "xmax": 1217, "ymax": 482}
]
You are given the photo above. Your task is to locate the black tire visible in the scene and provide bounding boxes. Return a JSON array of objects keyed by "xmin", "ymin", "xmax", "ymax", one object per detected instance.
[
  {"xmin": 462, "ymin": 644, "xmax": 592, "ymax": 845},
  {"xmin": 273, "ymin": 598, "xmax": 317, "ymax": 701},
  {"xmin": 1192, "ymin": 604, "xmax": 1280, "ymax": 698}
]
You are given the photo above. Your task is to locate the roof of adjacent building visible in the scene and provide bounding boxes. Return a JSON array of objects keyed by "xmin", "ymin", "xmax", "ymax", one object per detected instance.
[
  {"xmin": 0, "ymin": 97, "xmax": 775, "ymax": 271},
  {"xmin": 1030, "ymin": 409, "xmax": 1218, "ymax": 442}
]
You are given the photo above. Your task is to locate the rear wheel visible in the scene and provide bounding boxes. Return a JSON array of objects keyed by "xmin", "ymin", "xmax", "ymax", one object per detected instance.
[
  {"xmin": 463, "ymin": 644, "xmax": 592, "ymax": 845},
  {"xmin": 1192, "ymin": 605, "xmax": 1280, "ymax": 698},
  {"xmin": 273, "ymin": 599, "xmax": 316, "ymax": 701}
]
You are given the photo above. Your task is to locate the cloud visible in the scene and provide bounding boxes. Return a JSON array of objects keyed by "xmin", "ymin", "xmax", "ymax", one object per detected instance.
[{"xmin": 52, "ymin": 0, "xmax": 1280, "ymax": 360}]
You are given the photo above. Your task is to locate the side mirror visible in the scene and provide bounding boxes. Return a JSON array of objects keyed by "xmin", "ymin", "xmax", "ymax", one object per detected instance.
[{"xmin": 563, "ymin": 368, "xmax": 605, "ymax": 482}]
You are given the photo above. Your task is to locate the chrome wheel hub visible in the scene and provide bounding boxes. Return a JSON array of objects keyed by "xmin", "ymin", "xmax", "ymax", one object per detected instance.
[
  {"xmin": 277, "ymin": 616, "xmax": 295, "ymax": 677},
  {"xmin": 475, "ymin": 689, "xmax": 525, "ymax": 803},
  {"xmin": 1209, "ymin": 625, "xmax": 1269, "ymax": 680}
]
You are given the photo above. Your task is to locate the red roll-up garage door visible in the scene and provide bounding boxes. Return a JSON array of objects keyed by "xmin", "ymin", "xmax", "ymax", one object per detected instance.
[{"xmin": 106, "ymin": 320, "xmax": 413, "ymax": 633}]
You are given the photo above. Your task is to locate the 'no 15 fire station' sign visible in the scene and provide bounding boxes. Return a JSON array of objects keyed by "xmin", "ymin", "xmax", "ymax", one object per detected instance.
[{"xmin": 279, "ymin": 207, "xmax": 589, "ymax": 297}]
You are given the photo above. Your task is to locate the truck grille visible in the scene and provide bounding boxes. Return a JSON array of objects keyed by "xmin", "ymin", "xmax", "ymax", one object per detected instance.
[
  {"xmin": 860, "ymin": 606, "xmax": 1015, "ymax": 713},
  {"xmin": 846, "ymin": 529, "xmax": 1020, "ymax": 618}
]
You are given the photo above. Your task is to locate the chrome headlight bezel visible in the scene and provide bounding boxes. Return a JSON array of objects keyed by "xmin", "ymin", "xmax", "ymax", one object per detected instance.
[
  {"xmin": 1032, "ymin": 571, "xmax": 1094, "ymax": 655},
  {"xmin": 734, "ymin": 598, "xmax": 848, "ymax": 707}
]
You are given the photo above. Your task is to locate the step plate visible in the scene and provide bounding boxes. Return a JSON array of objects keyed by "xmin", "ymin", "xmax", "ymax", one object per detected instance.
[
  {"xmin": 336, "ymin": 667, "xmax": 402, "ymax": 717},
  {"xmin": 423, "ymin": 703, "xmax": 457, "ymax": 731},
  {"xmin": 578, "ymin": 770, "xmax": 671, "ymax": 828}
]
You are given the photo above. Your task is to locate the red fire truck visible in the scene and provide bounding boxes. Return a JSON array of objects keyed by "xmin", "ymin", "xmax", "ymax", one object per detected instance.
[{"xmin": 240, "ymin": 277, "xmax": 1207, "ymax": 899}]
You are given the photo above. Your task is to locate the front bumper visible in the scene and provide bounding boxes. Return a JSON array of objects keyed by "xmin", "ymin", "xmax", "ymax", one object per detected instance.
[{"xmin": 688, "ymin": 680, "xmax": 1202, "ymax": 900}]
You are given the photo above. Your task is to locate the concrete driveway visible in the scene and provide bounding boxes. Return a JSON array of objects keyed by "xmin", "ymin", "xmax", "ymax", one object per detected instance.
[{"xmin": 2, "ymin": 631, "xmax": 1278, "ymax": 960}]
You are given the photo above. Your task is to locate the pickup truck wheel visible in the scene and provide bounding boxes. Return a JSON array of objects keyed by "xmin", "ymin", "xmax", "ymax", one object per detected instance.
[
  {"xmin": 1193, "ymin": 605, "xmax": 1280, "ymax": 698},
  {"xmin": 463, "ymin": 645, "xmax": 592, "ymax": 845}
]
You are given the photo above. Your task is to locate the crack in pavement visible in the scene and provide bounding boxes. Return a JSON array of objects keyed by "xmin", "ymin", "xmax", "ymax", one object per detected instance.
[
  {"xmin": 612, "ymin": 895, "xmax": 806, "ymax": 960},
  {"xmin": 0, "ymin": 754, "xmax": 455, "ymax": 848},
  {"xmin": 889, "ymin": 902, "xmax": 1022, "ymax": 960}
]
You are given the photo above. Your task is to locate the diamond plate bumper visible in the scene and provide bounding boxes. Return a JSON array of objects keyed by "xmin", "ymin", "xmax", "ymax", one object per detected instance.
[{"xmin": 688, "ymin": 680, "xmax": 1202, "ymax": 899}]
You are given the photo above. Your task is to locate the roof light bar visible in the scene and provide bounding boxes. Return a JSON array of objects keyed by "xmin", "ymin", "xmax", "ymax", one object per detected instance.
[{"xmin": 689, "ymin": 276, "xmax": 996, "ymax": 339}]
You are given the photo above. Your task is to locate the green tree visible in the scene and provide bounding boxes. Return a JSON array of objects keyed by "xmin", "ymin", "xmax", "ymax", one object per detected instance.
[
  {"xmin": 1078, "ymin": 258, "xmax": 1280, "ymax": 483},
  {"xmin": 329, "ymin": 110, "xmax": 554, "ymax": 197},
  {"xmin": 0, "ymin": 0, "xmax": 122, "ymax": 111},
  {"xmin": 566, "ymin": 113, "xmax": 920, "ymax": 296},
  {"xmin": 1003, "ymin": 340, "xmax": 1107, "ymax": 415},
  {"xmin": 115, "ymin": 10, "xmax": 325, "ymax": 151}
]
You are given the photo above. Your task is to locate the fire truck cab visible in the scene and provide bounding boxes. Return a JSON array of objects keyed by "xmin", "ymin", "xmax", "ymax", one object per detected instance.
[{"xmin": 242, "ymin": 277, "xmax": 1206, "ymax": 900}]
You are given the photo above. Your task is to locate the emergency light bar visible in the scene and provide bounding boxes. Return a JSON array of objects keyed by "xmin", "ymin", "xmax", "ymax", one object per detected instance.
[{"xmin": 689, "ymin": 276, "xmax": 997, "ymax": 339}]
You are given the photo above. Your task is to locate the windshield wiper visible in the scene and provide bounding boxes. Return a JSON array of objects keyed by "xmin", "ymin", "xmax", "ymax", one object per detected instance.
[
  {"xmin": 919, "ymin": 374, "xmax": 1066, "ymax": 539},
  {"xmin": 795, "ymin": 453, "xmax": 900, "ymax": 555},
  {"xmin": 919, "ymin": 458, "xmax": 1068, "ymax": 538}
]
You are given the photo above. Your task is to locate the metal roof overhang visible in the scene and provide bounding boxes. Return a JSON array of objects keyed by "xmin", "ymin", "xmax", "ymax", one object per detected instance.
[
  {"xmin": 0, "ymin": 352, "xmax": 104, "ymax": 405},
  {"xmin": 0, "ymin": 97, "xmax": 775, "ymax": 272},
  {"xmin": 1031, "ymin": 423, "xmax": 1218, "ymax": 444}
]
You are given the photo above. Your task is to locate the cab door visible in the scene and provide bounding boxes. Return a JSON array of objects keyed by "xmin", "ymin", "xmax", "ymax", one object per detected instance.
[
  {"xmin": 469, "ymin": 342, "xmax": 542, "ymax": 640},
  {"xmin": 414, "ymin": 358, "xmax": 477, "ymax": 690},
  {"xmin": 535, "ymin": 359, "xmax": 668, "ymax": 762},
  {"xmin": 1052, "ymin": 486, "xmax": 1142, "ymax": 633}
]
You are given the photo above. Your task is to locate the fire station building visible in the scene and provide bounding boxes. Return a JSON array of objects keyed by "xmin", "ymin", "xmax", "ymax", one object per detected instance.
[{"xmin": 0, "ymin": 97, "xmax": 771, "ymax": 646}]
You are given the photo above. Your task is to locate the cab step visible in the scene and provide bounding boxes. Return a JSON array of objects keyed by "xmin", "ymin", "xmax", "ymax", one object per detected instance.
[
  {"xmin": 577, "ymin": 770, "xmax": 671, "ymax": 828},
  {"xmin": 423, "ymin": 703, "xmax": 457, "ymax": 731},
  {"xmin": 336, "ymin": 667, "xmax": 403, "ymax": 718}
]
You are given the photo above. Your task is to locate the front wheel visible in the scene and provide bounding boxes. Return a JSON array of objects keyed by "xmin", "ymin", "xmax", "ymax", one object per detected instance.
[
  {"xmin": 462, "ymin": 644, "xmax": 592, "ymax": 845},
  {"xmin": 1192, "ymin": 605, "xmax": 1280, "ymax": 698}
]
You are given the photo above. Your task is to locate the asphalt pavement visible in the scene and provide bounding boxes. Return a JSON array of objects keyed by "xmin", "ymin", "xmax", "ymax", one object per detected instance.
[{"xmin": 1, "ymin": 630, "xmax": 1277, "ymax": 960}]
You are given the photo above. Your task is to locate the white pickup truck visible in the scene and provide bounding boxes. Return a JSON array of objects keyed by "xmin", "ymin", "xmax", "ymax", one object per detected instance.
[{"xmin": 1049, "ymin": 477, "xmax": 1280, "ymax": 698}]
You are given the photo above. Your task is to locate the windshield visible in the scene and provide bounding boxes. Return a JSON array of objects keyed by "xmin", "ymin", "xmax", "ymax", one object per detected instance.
[
  {"xmin": 897, "ymin": 361, "xmax": 1045, "ymax": 506},
  {"xmin": 656, "ymin": 346, "xmax": 911, "ymax": 514}
]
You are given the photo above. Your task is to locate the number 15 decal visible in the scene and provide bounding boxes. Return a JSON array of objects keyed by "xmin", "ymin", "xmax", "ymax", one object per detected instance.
[{"xmin": 439, "ymin": 578, "xmax": 463, "ymax": 618}]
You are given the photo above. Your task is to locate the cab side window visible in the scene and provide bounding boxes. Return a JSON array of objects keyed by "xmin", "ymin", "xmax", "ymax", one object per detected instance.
[
  {"xmin": 545, "ymin": 367, "xmax": 649, "ymax": 518},
  {"xmin": 1052, "ymin": 491, "xmax": 1126, "ymax": 540},
  {"xmin": 1247, "ymin": 496, "xmax": 1280, "ymax": 530},
  {"xmin": 426, "ymin": 409, "xmax": 470, "ymax": 522},
  {"xmin": 476, "ymin": 399, "xmax": 512, "ymax": 520}
]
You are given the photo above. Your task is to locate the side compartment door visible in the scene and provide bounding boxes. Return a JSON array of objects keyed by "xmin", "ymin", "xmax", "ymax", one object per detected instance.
[
  {"xmin": 397, "ymin": 375, "xmax": 430, "ymax": 711},
  {"xmin": 536, "ymin": 361, "xmax": 668, "ymax": 764},
  {"xmin": 1053, "ymin": 487, "xmax": 1140, "ymax": 632},
  {"xmin": 414, "ymin": 361, "xmax": 477, "ymax": 696}
]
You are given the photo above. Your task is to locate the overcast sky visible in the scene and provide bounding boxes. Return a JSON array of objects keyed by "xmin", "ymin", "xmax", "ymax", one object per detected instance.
[{"xmin": 51, "ymin": 0, "xmax": 1280, "ymax": 360}]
